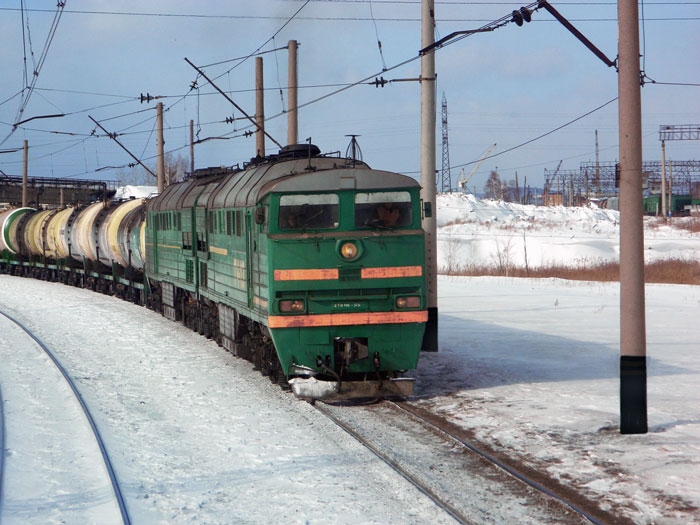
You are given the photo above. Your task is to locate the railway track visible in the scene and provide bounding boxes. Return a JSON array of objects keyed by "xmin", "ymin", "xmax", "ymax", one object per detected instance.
[
  {"xmin": 0, "ymin": 309, "xmax": 130, "ymax": 524},
  {"xmin": 316, "ymin": 399, "xmax": 626, "ymax": 524}
]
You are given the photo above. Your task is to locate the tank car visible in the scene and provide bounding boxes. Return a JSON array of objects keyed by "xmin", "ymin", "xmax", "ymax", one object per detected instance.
[
  {"xmin": 1, "ymin": 207, "xmax": 35, "ymax": 254},
  {"xmin": 1, "ymin": 199, "xmax": 147, "ymax": 298},
  {"xmin": 145, "ymin": 144, "xmax": 428, "ymax": 400}
]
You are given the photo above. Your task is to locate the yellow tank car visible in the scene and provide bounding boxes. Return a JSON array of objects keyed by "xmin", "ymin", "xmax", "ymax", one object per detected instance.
[
  {"xmin": 22, "ymin": 209, "xmax": 59, "ymax": 257},
  {"xmin": 97, "ymin": 199, "xmax": 145, "ymax": 267},
  {"xmin": 44, "ymin": 207, "xmax": 77, "ymax": 260}
]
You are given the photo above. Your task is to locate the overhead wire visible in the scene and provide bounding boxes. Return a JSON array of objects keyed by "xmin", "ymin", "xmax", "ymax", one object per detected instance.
[
  {"xmin": 20, "ymin": 0, "xmax": 29, "ymax": 89},
  {"xmin": 443, "ymin": 97, "xmax": 620, "ymax": 174},
  {"xmin": 4, "ymin": 2, "xmax": 697, "ymax": 180},
  {"xmin": 369, "ymin": 0, "xmax": 389, "ymax": 71},
  {"xmin": 56, "ymin": 0, "xmax": 315, "ymax": 179},
  {"xmin": 152, "ymin": 3, "xmax": 619, "ymax": 168},
  {"xmin": 200, "ymin": 45, "xmax": 289, "ymax": 69},
  {"xmin": 0, "ymin": 1, "xmax": 66, "ymax": 147},
  {"xmin": 2, "ymin": 4, "xmax": 698, "ymax": 22},
  {"xmin": 273, "ymin": 37, "xmax": 287, "ymax": 114},
  {"xmin": 209, "ymin": 0, "xmax": 311, "ymax": 84}
]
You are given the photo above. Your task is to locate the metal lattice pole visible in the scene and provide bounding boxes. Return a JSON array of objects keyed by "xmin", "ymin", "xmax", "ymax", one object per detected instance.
[{"xmin": 440, "ymin": 93, "xmax": 451, "ymax": 193}]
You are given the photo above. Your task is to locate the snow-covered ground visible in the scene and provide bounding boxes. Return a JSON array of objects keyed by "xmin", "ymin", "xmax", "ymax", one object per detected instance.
[
  {"xmin": 1, "ymin": 194, "xmax": 699, "ymax": 523},
  {"xmin": 437, "ymin": 192, "xmax": 700, "ymax": 271},
  {"xmin": 0, "ymin": 279, "xmax": 453, "ymax": 525},
  {"xmin": 416, "ymin": 276, "xmax": 700, "ymax": 523}
]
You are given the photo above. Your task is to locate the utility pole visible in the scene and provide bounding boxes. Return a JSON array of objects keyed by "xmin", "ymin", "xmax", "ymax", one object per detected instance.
[
  {"xmin": 595, "ymin": 129, "xmax": 601, "ymax": 195},
  {"xmin": 668, "ymin": 161, "xmax": 673, "ymax": 213},
  {"xmin": 156, "ymin": 102, "xmax": 165, "ymax": 192},
  {"xmin": 288, "ymin": 40, "xmax": 299, "ymax": 146},
  {"xmin": 22, "ymin": 140, "xmax": 28, "ymax": 207},
  {"xmin": 660, "ymin": 139, "xmax": 667, "ymax": 217},
  {"xmin": 421, "ymin": 0, "xmax": 438, "ymax": 351},
  {"xmin": 618, "ymin": 0, "xmax": 647, "ymax": 434},
  {"xmin": 255, "ymin": 56, "xmax": 265, "ymax": 157}
]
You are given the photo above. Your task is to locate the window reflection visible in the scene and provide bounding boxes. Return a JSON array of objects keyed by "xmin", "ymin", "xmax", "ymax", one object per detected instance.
[
  {"xmin": 279, "ymin": 194, "xmax": 339, "ymax": 230},
  {"xmin": 354, "ymin": 191, "xmax": 412, "ymax": 228}
]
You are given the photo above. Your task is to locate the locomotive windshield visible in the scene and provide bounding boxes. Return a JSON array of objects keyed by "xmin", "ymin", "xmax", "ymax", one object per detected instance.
[
  {"xmin": 355, "ymin": 191, "xmax": 412, "ymax": 228},
  {"xmin": 279, "ymin": 193, "xmax": 339, "ymax": 230}
]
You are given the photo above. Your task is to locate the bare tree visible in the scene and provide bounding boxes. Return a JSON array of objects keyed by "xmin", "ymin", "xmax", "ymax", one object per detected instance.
[
  {"xmin": 502, "ymin": 179, "xmax": 521, "ymax": 203},
  {"xmin": 164, "ymin": 153, "xmax": 188, "ymax": 185},
  {"xmin": 484, "ymin": 170, "xmax": 503, "ymax": 200},
  {"xmin": 491, "ymin": 238, "xmax": 514, "ymax": 276},
  {"xmin": 116, "ymin": 165, "xmax": 152, "ymax": 186},
  {"xmin": 116, "ymin": 153, "xmax": 188, "ymax": 186}
]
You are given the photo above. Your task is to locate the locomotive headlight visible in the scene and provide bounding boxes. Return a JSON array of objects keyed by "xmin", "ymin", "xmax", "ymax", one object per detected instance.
[
  {"xmin": 336, "ymin": 239, "xmax": 363, "ymax": 261},
  {"xmin": 340, "ymin": 241, "xmax": 358, "ymax": 260},
  {"xmin": 280, "ymin": 299, "xmax": 305, "ymax": 313},
  {"xmin": 396, "ymin": 296, "xmax": 421, "ymax": 309}
]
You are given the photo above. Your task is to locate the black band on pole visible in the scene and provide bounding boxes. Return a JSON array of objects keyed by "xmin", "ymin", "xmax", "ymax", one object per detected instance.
[
  {"xmin": 421, "ymin": 306, "xmax": 439, "ymax": 352},
  {"xmin": 620, "ymin": 355, "xmax": 648, "ymax": 434}
]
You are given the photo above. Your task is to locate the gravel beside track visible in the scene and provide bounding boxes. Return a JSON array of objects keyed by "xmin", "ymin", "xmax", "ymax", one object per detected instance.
[{"xmin": 317, "ymin": 400, "xmax": 596, "ymax": 524}]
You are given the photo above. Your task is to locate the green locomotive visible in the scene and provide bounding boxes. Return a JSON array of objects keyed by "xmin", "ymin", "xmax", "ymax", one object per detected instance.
[{"xmin": 146, "ymin": 144, "xmax": 427, "ymax": 400}]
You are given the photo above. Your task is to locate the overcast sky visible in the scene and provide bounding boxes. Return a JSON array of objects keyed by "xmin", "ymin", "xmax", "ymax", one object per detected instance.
[{"xmin": 0, "ymin": 1, "xmax": 698, "ymax": 191}]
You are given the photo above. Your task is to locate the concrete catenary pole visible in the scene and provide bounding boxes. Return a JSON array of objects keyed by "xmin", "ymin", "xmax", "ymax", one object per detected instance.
[
  {"xmin": 618, "ymin": 0, "xmax": 647, "ymax": 434},
  {"xmin": 156, "ymin": 102, "xmax": 165, "ymax": 192},
  {"xmin": 421, "ymin": 0, "xmax": 438, "ymax": 351},
  {"xmin": 255, "ymin": 56, "xmax": 265, "ymax": 157},
  {"xmin": 668, "ymin": 161, "xmax": 673, "ymax": 213},
  {"xmin": 660, "ymin": 139, "xmax": 666, "ymax": 217},
  {"xmin": 287, "ymin": 40, "xmax": 298, "ymax": 146},
  {"xmin": 22, "ymin": 140, "xmax": 28, "ymax": 207}
]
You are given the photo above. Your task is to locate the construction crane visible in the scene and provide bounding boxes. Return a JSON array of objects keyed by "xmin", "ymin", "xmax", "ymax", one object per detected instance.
[{"xmin": 458, "ymin": 143, "xmax": 497, "ymax": 192}]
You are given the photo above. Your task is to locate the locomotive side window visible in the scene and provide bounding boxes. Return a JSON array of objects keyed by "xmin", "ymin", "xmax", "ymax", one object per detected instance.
[
  {"xmin": 355, "ymin": 191, "xmax": 412, "ymax": 228},
  {"xmin": 196, "ymin": 232, "xmax": 207, "ymax": 252},
  {"xmin": 279, "ymin": 194, "xmax": 339, "ymax": 230},
  {"xmin": 182, "ymin": 231, "xmax": 193, "ymax": 250}
]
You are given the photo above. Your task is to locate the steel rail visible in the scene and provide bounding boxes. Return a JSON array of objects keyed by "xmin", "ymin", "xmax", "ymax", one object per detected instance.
[
  {"xmin": 0, "ymin": 309, "xmax": 131, "ymax": 525},
  {"xmin": 0, "ymin": 381, "xmax": 5, "ymax": 514},
  {"xmin": 314, "ymin": 402, "xmax": 470, "ymax": 524},
  {"xmin": 389, "ymin": 401, "xmax": 604, "ymax": 525}
]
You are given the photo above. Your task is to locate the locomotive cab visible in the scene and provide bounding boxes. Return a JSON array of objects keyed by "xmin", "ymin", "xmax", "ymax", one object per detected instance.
[{"xmin": 264, "ymin": 169, "xmax": 427, "ymax": 400}]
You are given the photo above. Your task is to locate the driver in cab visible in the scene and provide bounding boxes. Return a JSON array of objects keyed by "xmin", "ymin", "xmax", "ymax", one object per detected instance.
[{"xmin": 377, "ymin": 202, "xmax": 399, "ymax": 227}]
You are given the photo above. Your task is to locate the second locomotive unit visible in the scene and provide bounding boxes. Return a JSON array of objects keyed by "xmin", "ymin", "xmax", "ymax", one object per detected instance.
[{"xmin": 1, "ymin": 143, "xmax": 428, "ymax": 400}]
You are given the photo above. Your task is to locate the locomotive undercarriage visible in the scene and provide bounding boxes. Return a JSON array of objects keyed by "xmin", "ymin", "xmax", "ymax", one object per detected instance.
[
  {"xmin": 286, "ymin": 336, "xmax": 415, "ymax": 402},
  {"xmin": 156, "ymin": 282, "xmax": 287, "ymax": 387}
]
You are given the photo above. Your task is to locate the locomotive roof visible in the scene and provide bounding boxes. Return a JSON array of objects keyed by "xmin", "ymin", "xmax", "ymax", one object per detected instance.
[{"xmin": 148, "ymin": 155, "xmax": 419, "ymax": 212}]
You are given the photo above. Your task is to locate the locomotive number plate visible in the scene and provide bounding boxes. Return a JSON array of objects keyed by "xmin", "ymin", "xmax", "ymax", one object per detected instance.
[{"xmin": 331, "ymin": 301, "xmax": 365, "ymax": 312}]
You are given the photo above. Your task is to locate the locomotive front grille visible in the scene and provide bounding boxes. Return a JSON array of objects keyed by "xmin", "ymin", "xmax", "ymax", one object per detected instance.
[{"xmin": 338, "ymin": 267, "xmax": 361, "ymax": 281}]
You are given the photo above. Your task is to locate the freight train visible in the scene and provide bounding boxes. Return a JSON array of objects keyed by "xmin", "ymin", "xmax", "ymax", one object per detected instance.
[{"xmin": 0, "ymin": 144, "xmax": 428, "ymax": 401}]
